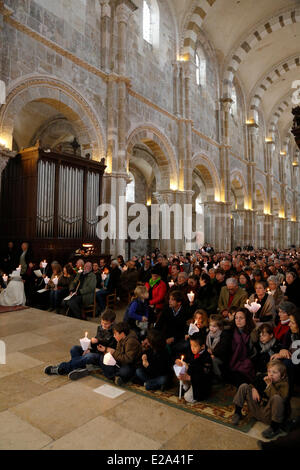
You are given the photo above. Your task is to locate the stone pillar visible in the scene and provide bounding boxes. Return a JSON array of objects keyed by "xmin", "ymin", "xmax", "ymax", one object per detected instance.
[
  {"xmin": 172, "ymin": 62, "xmax": 181, "ymax": 117},
  {"xmin": 183, "ymin": 61, "xmax": 193, "ymax": 191},
  {"xmin": 247, "ymin": 125, "xmax": 258, "ymax": 210},
  {"xmin": 219, "ymin": 98, "xmax": 232, "ymax": 204},
  {"xmin": 100, "ymin": 0, "xmax": 111, "ymax": 73},
  {"xmin": 102, "ymin": 0, "xmax": 137, "ymax": 258}
]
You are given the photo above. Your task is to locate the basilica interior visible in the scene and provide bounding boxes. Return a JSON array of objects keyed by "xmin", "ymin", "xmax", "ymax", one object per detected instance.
[
  {"xmin": 0, "ymin": 0, "xmax": 300, "ymax": 452},
  {"xmin": 0, "ymin": 0, "xmax": 299, "ymax": 257}
]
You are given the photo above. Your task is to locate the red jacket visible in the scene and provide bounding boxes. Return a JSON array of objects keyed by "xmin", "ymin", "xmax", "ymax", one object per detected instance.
[
  {"xmin": 273, "ymin": 322, "xmax": 290, "ymax": 343},
  {"xmin": 145, "ymin": 280, "xmax": 167, "ymax": 310}
]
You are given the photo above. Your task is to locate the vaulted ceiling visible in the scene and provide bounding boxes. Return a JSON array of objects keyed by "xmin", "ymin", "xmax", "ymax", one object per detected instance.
[{"xmin": 170, "ymin": 0, "xmax": 300, "ymax": 140}]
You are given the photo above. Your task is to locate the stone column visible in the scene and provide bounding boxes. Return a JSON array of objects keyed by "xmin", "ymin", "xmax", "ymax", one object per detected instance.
[
  {"xmin": 183, "ymin": 61, "xmax": 193, "ymax": 191},
  {"xmin": 219, "ymin": 98, "xmax": 232, "ymax": 204},
  {"xmin": 102, "ymin": 0, "xmax": 137, "ymax": 258},
  {"xmin": 247, "ymin": 125, "xmax": 258, "ymax": 210},
  {"xmin": 100, "ymin": 0, "xmax": 112, "ymax": 73}
]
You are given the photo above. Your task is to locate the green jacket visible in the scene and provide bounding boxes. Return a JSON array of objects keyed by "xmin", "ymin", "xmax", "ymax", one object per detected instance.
[
  {"xmin": 218, "ymin": 286, "xmax": 248, "ymax": 312},
  {"xmin": 70, "ymin": 271, "xmax": 97, "ymax": 307}
]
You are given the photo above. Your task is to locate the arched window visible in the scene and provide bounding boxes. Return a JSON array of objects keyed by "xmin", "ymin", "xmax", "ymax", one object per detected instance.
[
  {"xmin": 143, "ymin": 0, "xmax": 152, "ymax": 44},
  {"xmin": 195, "ymin": 48, "xmax": 206, "ymax": 87},
  {"xmin": 143, "ymin": 0, "xmax": 159, "ymax": 48},
  {"xmin": 126, "ymin": 172, "xmax": 135, "ymax": 203}
]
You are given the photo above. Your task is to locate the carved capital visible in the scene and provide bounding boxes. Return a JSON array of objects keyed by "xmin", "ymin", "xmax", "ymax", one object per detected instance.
[
  {"xmin": 115, "ymin": 0, "xmax": 137, "ymax": 23},
  {"xmin": 100, "ymin": 0, "xmax": 111, "ymax": 18},
  {"xmin": 220, "ymin": 98, "xmax": 233, "ymax": 113}
]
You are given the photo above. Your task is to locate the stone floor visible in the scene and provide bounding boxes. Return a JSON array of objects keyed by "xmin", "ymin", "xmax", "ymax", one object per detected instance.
[{"xmin": 0, "ymin": 307, "xmax": 297, "ymax": 450}]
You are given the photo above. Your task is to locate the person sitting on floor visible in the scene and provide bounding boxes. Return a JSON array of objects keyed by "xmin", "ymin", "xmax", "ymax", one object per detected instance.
[
  {"xmin": 232, "ymin": 360, "xmax": 289, "ymax": 439},
  {"xmin": 176, "ymin": 332, "xmax": 213, "ymax": 404},
  {"xmin": 44, "ymin": 309, "xmax": 116, "ymax": 379},
  {"xmin": 206, "ymin": 314, "xmax": 231, "ymax": 381},
  {"xmin": 271, "ymin": 310, "xmax": 300, "ymax": 394},
  {"xmin": 135, "ymin": 329, "xmax": 172, "ymax": 391},
  {"xmin": 97, "ymin": 321, "xmax": 142, "ymax": 386},
  {"xmin": 226, "ymin": 308, "xmax": 258, "ymax": 387}
]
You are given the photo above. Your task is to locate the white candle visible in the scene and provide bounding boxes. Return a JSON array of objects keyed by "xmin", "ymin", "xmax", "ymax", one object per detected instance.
[
  {"xmin": 44, "ymin": 276, "xmax": 50, "ymax": 285},
  {"xmin": 16, "ymin": 265, "xmax": 21, "ymax": 272},
  {"xmin": 53, "ymin": 276, "xmax": 59, "ymax": 287},
  {"xmin": 169, "ymin": 280, "xmax": 175, "ymax": 288},
  {"xmin": 187, "ymin": 291, "xmax": 195, "ymax": 303},
  {"xmin": 80, "ymin": 332, "xmax": 91, "ymax": 351}
]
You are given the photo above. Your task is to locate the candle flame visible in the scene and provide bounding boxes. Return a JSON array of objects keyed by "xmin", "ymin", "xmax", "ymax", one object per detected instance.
[
  {"xmin": 181, "ymin": 355, "xmax": 184, "ymax": 362},
  {"xmin": 85, "ymin": 332, "xmax": 88, "ymax": 338}
]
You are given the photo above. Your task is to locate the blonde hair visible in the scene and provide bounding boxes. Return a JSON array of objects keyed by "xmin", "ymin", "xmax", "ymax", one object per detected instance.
[
  {"xmin": 133, "ymin": 285, "xmax": 149, "ymax": 300},
  {"xmin": 267, "ymin": 360, "xmax": 287, "ymax": 380},
  {"xmin": 193, "ymin": 309, "xmax": 209, "ymax": 327}
]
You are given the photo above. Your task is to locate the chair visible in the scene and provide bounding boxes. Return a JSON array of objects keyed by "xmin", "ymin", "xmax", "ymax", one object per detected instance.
[
  {"xmin": 82, "ymin": 289, "xmax": 97, "ymax": 319},
  {"xmin": 106, "ymin": 289, "xmax": 117, "ymax": 309}
]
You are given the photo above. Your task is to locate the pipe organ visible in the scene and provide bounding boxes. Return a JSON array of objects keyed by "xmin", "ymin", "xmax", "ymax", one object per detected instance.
[{"xmin": 0, "ymin": 143, "xmax": 106, "ymax": 262}]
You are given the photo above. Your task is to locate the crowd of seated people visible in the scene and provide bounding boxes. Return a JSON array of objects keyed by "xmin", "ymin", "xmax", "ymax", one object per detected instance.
[{"xmin": 1, "ymin": 243, "xmax": 300, "ymax": 440}]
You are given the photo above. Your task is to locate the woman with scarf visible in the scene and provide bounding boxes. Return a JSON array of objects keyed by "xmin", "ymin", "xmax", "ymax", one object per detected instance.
[
  {"xmin": 145, "ymin": 266, "xmax": 167, "ymax": 324},
  {"xmin": 227, "ymin": 308, "xmax": 257, "ymax": 387},
  {"xmin": 248, "ymin": 281, "xmax": 276, "ymax": 327},
  {"xmin": 273, "ymin": 301, "xmax": 295, "ymax": 343}
]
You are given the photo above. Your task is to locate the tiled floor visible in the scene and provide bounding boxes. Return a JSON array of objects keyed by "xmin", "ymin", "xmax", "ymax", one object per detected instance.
[{"xmin": 0, "ymin": 307, "xmax": 295, "ymax": 450}]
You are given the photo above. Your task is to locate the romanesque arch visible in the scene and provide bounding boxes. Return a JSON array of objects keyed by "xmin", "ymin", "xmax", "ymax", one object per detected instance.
[
  {"xmin": 182, "ymin": 0, "xmax": 218, "ymax": 58},
  {"xmin": 222, "ymin": 6, "xmax": 300, "ymax": 99},
  {"xmin": 0, "ymin": 75, "xmax": 105, "ymax": 160},
  {"xmin": 191, "ymin": 153, "xmax": 221, "ymax": 201},
  {"xmin": 249, "ymin": 54, "xmax": 300, "ymax": 122},
  {"xmin": 126, "ymin": 125, "xmax": 178, "ymax": 191}
]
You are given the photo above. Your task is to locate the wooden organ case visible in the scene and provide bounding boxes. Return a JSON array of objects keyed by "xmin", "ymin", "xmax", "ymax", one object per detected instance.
[{"xmin": 0, "ymin": 143, "xmax": 106, "ymax": 262}]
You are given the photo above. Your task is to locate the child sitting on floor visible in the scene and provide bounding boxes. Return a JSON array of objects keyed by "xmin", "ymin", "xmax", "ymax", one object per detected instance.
[
  {"xmin": 123, "ymin": 285, "xmax": 149, "ymax": 339},
  {"xmin": 206, "ymin": 314, "xmax": 231, "ymax": 381},
  {"xmin": 175, "ymin": 332, "xmax": 212, "ymax": 404},
  {"xmin": 135, "ymin": 329, "xmax": 172, "ymax": 391},
  {"xmin": 232, "ymin": 360, "xmax": 289, "ymax": 439},
  {"xmin": 44, "ymin": 309, "xmax": 116, "ymax": 380}
]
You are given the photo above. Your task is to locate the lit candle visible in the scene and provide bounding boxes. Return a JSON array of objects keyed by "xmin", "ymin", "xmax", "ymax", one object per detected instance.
[
  {"xmin": 53, "ymin": 276, "xmax": 59, "ymax": 288},
  {"xmin": 44, "ymin": 276, "xmax": 50, "ymax": 285},
  {"xmin": 179, "ymin": 355, "xmax": 185, "ymax": 399},
  {"xmin": 169, "ymin": 280, "xmax": 175, "ymax": 288},
  {"xmin": 187, "ymin": 291, "xmax": 195, "ymax": 303}
]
